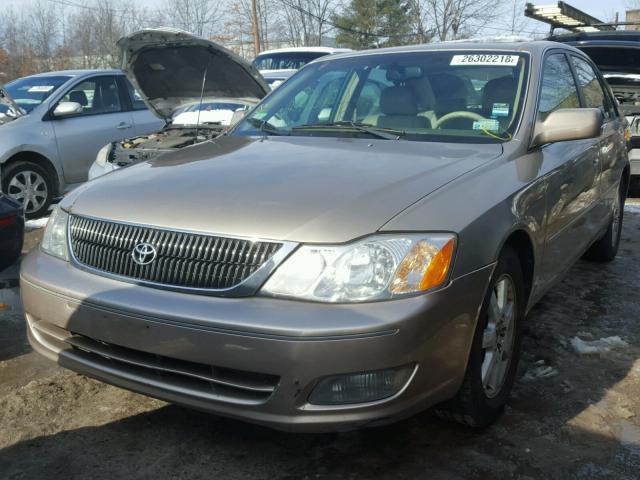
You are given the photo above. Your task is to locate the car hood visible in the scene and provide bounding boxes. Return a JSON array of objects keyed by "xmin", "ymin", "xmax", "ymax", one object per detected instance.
[
  {"xmin": 118, "ymin": 28, "xmax": 269, "ymax": 121},
  {"xmin": 0, "ymin": 83, "xmax": 23, "ymax": 125},
  {"xmin": 64, "ymin": 136, "xmax": 502, "ymax": 243}
]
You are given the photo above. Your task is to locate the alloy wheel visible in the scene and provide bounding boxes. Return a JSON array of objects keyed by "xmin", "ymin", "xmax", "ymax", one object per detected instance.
[
  {"xmin": 7, "ymin": 170, "xmax": 48, "ymax": 214},
  {"xmin": 481, "ymin": 274, "xmax": 517, "ymax": 399},
  {"xmin": 611, "ymin": 191, "xmax": 621, "ymax": 247}
]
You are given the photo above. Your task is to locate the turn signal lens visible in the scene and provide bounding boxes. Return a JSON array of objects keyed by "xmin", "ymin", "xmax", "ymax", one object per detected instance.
[
  {"xmin": 419, "ymin": 238, "xmax": 455, "ymax": 291},
  {"xmin": 390, "ymin": 238, "xmax": 455, "ymax": 294}
]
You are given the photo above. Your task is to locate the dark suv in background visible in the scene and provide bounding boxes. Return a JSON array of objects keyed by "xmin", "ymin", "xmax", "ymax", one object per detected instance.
[{"xmin": 551, "ymin": 31, "xmax": 640, "ymax": 189}]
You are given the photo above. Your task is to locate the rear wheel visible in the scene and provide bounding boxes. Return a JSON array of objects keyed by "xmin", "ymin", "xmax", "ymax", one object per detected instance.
[
  {"xmin": 434, "ymin": 246, "xmax": 525, "ymax": 428},
  {"xmin": 1, "ymin": 161, "xmax": 53, "ymax": 219},
  {"xmin": 583, "ymin": 181, "xmax": 625, "ymax": 262}
]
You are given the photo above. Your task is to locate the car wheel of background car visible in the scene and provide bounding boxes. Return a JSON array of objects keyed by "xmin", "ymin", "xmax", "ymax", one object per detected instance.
[
  {"xmin": 1, "ymin": 161, "xmax": 53, "ymax": 219},
  {"xmin": 583, "ymin": 181, "xmax": 625, "ymax": 263},
  {"xmin": 434, "ymin": 246, "xmax": 525, "ymax": 428}
]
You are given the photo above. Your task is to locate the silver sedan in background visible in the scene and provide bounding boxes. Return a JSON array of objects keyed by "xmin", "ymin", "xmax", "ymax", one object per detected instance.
[
  {"xmin": 0, "ymin": 70, "xmax": 163, "ymax": 218},
  {"xmin": 22, "ymin": 41, "xmax": 629, "ymax": 432}
]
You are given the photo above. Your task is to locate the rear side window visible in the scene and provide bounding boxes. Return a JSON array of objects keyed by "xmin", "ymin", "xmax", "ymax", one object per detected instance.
[
  {"xmin": 538, "ymin": 53, "xmax": 580, "ymax": 121},
  {"xmin": 571, "ymin": 55, "xmax": 614, "ymax": 119}
]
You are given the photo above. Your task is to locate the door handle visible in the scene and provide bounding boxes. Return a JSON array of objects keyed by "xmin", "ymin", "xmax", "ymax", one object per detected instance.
[{"xmin": 116, "ymin": 122, "xmax": 132, "ymax": 130}]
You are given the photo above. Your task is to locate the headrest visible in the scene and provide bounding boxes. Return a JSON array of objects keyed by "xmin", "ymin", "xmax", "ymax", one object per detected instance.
[
  {"xmin": 482, "ymin": 76, "xmax": 517, "ymax": 113},
  {"xmin": 380, "ymin": 86, "xmax": 418, "ymax": 116},
  {"xmin": 70, "ymin": 90, "xmax": 88, "ymax": 106},
  {"xmin": 407, "ymin": 77, "xmax": 435, "ymax": 110},
  {"xmin": 429, "ymin": 73, "xmax": 467, "ymax": 99}
]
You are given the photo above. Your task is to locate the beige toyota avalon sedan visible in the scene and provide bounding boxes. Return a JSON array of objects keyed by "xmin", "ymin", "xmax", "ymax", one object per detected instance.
[{"xmin": 21, "ymin": 35, "xmax": 630, "ymax": 432}]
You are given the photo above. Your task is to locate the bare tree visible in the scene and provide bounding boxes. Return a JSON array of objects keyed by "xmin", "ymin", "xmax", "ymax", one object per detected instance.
[
  {"xmin": 280, "ymin": 0, "xmax": 336, "ymax": 46},
  {"xmin": 419, "ymin": 0, "xmax": 505, "ymax": 41},
  {"xmin": 163, "ymin": 0, "xmax": 223, "ymax": 37},
  {"xmin": 503, "ymin": 0, "xmax": 529, "ymax": 36}
]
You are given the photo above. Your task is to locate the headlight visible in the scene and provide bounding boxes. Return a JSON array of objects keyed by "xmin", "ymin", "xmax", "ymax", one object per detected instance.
[
  {"xmin": 41, "ymin": 207, "xmax": 69, "ymax": 261},
  {"xmin": 94, "ymin": 143, "xmax": 112, "ymax": 168},
  {"xmin": 260, "ymin": 234, "xmax": 455, "ymax": 303}
]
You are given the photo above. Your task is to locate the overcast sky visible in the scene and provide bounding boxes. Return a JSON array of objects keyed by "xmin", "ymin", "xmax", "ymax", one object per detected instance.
[{"xmin": 3, "ymin": 0, "xmax": 634, "ymax": 35}]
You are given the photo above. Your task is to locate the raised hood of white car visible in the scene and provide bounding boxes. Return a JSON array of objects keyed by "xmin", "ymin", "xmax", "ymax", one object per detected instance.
[{"xmin": 118, "ymin": 28, "xmax": 269, "ymax": 121}]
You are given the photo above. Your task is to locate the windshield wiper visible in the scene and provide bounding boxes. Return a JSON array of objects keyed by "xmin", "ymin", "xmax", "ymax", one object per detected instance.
[
  {"xmin": 245, "ymin": 117, "xmax": 289, "ymax": 136},
  {"xmin": 292, "ymin": 121, "xmax": 406, "ymax": 140}
]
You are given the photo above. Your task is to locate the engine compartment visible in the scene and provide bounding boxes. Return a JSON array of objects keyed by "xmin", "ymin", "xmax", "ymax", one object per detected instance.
[{"xmin": 108, "ymin": 125, "xmax": 224, "ymax": 166}]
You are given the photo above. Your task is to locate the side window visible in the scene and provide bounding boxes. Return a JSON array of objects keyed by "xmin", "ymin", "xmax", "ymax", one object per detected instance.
[
  {"xmin": 59, "ymin": 76, "xmax": 122, "ymax": 115},
  {"xmin": 571, "ymin": 56, "xmax": 613, "ymax": 119},
  {"xmin": 124, "ymin": 78, "xmax": 148, "ymax": 111},
  {"xmin": 538, "ymin": 54, "xmax": 580, "ymax": 121}
]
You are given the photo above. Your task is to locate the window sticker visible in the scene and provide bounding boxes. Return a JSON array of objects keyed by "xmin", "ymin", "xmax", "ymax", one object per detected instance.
[
  {"xmin": 491, "ymin": 103, "xmax": 510, "ymax": 117},
  {"xmin": 473, "ymin": 119, "xmax": 500, "ymax": 131},
  {"xmin": 28, "ymin": 86, "xmax": 54, "ymax": 93},
  {"xmin": 450, "ymin": 54, "xmax": 519, "ymax": 66}
]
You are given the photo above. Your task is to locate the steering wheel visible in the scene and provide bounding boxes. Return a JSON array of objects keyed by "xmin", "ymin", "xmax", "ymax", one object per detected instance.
[{"xmin": 434, "ymin": 111, "xmax": 487, "ymax": 129}]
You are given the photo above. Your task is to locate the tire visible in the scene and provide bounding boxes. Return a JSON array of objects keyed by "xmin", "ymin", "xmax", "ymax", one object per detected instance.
[
  {"xmin": 1, "ymin": 161, "xmax": 54, "ymax": 219},
  {"xmin": 583, "ymin": 181, "xmax": 625, "ymax": 262},
  {"xmin": 434, "ymin": 246, "xmax": 525, "ymax": 428}
]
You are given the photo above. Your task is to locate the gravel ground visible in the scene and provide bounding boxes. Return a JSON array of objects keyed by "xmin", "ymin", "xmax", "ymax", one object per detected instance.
[{"xmin": 0, "ymin": 199, "xmax": 639, "ymax": 480}]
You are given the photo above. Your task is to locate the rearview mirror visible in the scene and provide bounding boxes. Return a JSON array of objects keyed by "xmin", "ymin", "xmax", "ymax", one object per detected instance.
[
  {"xmin": 53, "ymin": 101, "xmax": 82, "ymax": 117},
  {"xmin": 531, "ymin": 108, "xmax": 602, "ymax": 148}
]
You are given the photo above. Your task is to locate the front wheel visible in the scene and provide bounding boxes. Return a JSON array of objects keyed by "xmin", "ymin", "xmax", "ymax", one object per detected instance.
[
  {"xmin": 1, "ymin": 161, "xmax": 54, "ymax": 219},
  {"xmin": 434, "ymin": 246, "xmax": 525, "ymax": 427}
]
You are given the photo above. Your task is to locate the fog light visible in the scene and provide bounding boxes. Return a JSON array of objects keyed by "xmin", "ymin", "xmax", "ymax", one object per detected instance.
[{"xmin": 308, "ymin": 365, "xmax": 415, "ymax": 405}]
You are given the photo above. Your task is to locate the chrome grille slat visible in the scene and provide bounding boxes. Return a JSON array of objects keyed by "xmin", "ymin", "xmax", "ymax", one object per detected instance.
[{"xmin": 69, "ymin": 216, "xmax": 283, "ymax": 291}]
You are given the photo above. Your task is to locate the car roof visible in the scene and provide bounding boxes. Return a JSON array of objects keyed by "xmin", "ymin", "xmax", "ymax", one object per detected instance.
[
  {"xmin": 257, "ymin": 46, "xmax": 351, "ymax": 56},
  {"xmin": 549, "ymin": 31, "xmax": 640, "ymax": 44},
  {"xmin": 24, "ymin": 69, "xmax": 123, "ymax": 78},
  {"xmin": 314, "ymin": 40, "xmax": 574, "ymax": 62}
]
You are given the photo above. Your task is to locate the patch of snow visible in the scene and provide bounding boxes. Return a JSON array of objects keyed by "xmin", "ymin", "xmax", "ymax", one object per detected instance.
[
  {"xmin": 625, "ymin": 201, "xmax": 640, "ymax": 214},
  {"xmin": 570, "ymin": 336, "xmax": 629, "ymax": 355},
  {"xmin": 522, "ymin": 360, "xmax": 559, "ymax": 382},
  {"xmin": 24, "ymin": 216, "xmax": 49, "ymax": 230}
]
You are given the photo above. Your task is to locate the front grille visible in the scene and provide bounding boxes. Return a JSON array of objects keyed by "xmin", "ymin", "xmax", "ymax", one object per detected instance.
[{"xmin": 69, "ymin": 215, "xmax": 282, "ymax": 290}]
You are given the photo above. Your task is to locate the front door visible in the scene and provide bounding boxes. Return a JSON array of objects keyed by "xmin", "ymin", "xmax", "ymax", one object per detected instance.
[
  {"xmin": 50, "ymin": 75, "xmax": 135, "ymax": 185},
  {"xmin": 538, "ymin": 52, "xmax": 601, "ymax": 284}
]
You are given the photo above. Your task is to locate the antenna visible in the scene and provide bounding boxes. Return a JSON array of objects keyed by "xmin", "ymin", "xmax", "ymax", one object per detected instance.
[{"xmin": 194, "ymin": 58, "xmax": 211, "ymax": 141}]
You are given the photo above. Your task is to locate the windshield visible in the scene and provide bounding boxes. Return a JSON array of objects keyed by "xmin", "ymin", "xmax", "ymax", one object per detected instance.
[
  {"xmin": 5, "ymin": 75, "xmax": 70, "ymax": 113},
  {"xmin": 235, "ymin": 51, "xmax": 529, "ymax": 143},
  {"xmin": 253, "ymin": 51, "xmax": 330, "ymax": 71}
]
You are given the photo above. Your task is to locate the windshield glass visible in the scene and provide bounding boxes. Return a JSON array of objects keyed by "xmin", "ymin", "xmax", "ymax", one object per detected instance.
[
  {"xmin": 235, "ymin": 51, "xmax": 529, "ymax": 143},
  {"xmin": 5, "ymin": 75, "xmax": 70, "ymax": 113},
  {"xmin": 253, "ymin": 51, "xmax": 330, "ymax": 71}
]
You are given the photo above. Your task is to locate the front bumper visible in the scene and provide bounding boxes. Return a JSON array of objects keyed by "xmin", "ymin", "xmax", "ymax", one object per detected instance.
[{"xmin": 21, "ymin": 249, "xmax": 493, "ymax": 432}]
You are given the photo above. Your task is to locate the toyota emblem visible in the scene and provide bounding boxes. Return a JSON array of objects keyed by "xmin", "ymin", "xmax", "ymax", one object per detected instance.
[{"xmin": 131, "ymin": 242, "xmax": 157, "ymax": 265}]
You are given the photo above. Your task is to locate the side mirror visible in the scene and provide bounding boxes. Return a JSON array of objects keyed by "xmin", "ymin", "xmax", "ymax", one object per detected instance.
[
  {"xmin": 53, "ymin": 101, "xmax": 83, "ymax": 117},
  {"xmin": 229, "ymin": 109, "xmax": 247, "ymax": 126},
  {"xmin": 531, "ymin": 108, "xmax": 602, "ymax": 148}
]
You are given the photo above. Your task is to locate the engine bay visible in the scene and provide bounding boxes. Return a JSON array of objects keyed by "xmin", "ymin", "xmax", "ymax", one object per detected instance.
[{"xmin": 108, "ymin": 125, "xmax": 225, "ymax": 166}]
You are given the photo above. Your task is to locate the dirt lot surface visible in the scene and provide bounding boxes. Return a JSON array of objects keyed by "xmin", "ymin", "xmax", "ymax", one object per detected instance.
[{"xmin": 1, "ymin": 199, "xmax": 639, "ymax": 480}]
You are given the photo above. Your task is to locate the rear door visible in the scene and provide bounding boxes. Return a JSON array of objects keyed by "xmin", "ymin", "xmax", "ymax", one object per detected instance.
[
  {"xmin": 50, "ymin": 75, "xmax": 135, "ymax": 184},
  {"xmin": 538, "ymin": 52, "xmax": 601, "ymax": 281}
]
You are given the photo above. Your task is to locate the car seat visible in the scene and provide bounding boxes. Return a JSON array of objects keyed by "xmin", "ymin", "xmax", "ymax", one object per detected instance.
[{"xmin": 376, "ymin": 86, "xmax": 429, "ymax": 130}]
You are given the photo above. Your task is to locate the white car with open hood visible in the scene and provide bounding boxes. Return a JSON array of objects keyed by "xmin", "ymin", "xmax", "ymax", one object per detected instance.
[{"xmin": 89, "ymin": 28, "xmax": 270, "ymax": 180}]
